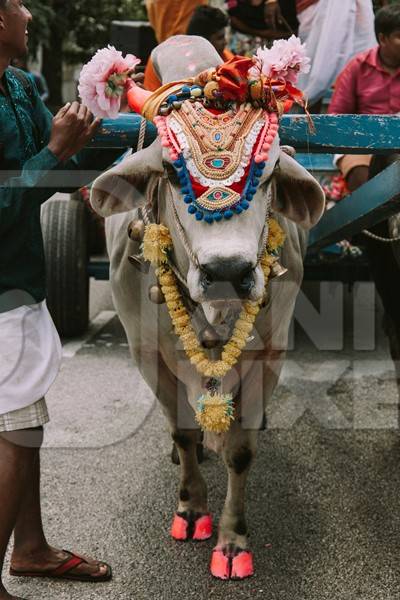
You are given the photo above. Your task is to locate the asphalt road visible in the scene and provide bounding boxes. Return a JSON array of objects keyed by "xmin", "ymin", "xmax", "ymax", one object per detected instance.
[{"xmin": 4, "ymin": 280, "xmax": 400, "ymax": 600}]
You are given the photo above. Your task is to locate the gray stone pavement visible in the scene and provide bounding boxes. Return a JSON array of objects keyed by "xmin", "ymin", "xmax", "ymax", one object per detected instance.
[{"xmin": 4, "ymin": 281, "xmax": 400, "ymax": 599}]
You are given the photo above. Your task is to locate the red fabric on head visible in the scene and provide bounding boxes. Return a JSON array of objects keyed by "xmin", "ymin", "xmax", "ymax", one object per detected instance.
[{"xmin": 216, "ymin": 56, "xmax": 255, "ymax": 102}]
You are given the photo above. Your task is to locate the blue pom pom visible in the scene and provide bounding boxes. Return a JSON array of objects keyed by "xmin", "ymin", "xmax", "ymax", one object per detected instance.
[
  {"xmin": 246, "ymin": 190, "xmax": 255, "ymax": 201},
  {"xmin": 234, "ymin": 205, "xmax": 243, "ymax": 214},
  {"xmin": 181, "ymin": 85, "xmax": 191, "ymax": 95},
  {"xmin": 182, "ymin": 187, "xmax": 190, "ymax": 195},
  {"xmin": 178, "ymin": 171, "xmax": 186, "ymax": 181},
  {"xmin": 224, "ymin": 210, "xmax": 234, "ymax": 219},
  {"xmin": 195, "ymin": 211, "xmax": 204, "ymax": 221},
  {"xmin": 205, "ymin": 214, "xmax": 214, "ymax": 224},
  {"xmin": 252, "ymin": 177, "xmax": 260, "ymax": 186},
  {"xmin": 255, "ymin": 168, "xmax": 264, "ymax": 177},
  {"xmin": 250, "ymin": 186, "xmax": 258, "ymax": 194},
  {"xmin": 183, "ymin": 195, "xmax": 192, "ymax": 204},
  {"xmin": 188, "ymin": 205, "xmax": 197, "ymax": 214},
  {"xmin": 240, "ymin": 200, "xmax": 250, "ymax": 210},
  {"xmin": 174, "ymin": 157, "xmax": 183, "ymax": 168},
  {"xmin": 167, "ymin": 94, "xmax": 178, "ymax": 105},
  {"xmin": 214, "ymin": 212, "xmax": 223, "ymax": 221}
]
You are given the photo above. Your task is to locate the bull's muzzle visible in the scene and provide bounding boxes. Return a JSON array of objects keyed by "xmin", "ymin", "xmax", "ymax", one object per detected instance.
[{"xmin": 200, "ymin": 259, "xmax": 255, "ymax": 300}]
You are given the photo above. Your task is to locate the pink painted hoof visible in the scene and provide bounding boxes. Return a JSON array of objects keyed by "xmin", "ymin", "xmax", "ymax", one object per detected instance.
[
  {"xmin": 210, "ymin": 549, "xmax": 230, "ymax": 580},
  {"xmin": 193, "ymin": 514, "xmax": 213, "ymax": 541},
  {"xmin": 170, "ymin": 514, "xmax": 188, "ymax": 540},
  {"xmin": 231, "ymin": 551, "xmax": 254, "ymax": 579},
  {"xmin": 170, "ymin": 512, "xmax": 213, "ymax": 541}
]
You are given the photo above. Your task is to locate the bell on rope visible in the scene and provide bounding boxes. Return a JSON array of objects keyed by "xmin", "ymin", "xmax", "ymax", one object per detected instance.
[
  {"xmin": 270, "ymin": 260, "xmax": 288, "ymax": 279},
  {"xmin": 148, "ymin": 285, "xmax": 165, "ymax": 304},
  {"xmin": 128, "ymin": 254, "xmax": 150, "ymax": 274},
  {"xmin": 127, "ymin": 219, "xmax": 145, "ymax": 242},
  {"xmin": 200, "ymin": 326, "xmax": 220, "ymax": 349}
]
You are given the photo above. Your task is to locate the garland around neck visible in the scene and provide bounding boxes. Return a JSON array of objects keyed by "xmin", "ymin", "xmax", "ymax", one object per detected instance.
[{"xmin": 142, "ymin": 219, "xmax": 286, "ymax": 434}]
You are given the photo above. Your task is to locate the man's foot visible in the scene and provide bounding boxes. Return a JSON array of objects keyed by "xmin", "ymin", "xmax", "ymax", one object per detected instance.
[{"xmin": 10, "ymin": 546, "xmax": 111, "ymax": 582}]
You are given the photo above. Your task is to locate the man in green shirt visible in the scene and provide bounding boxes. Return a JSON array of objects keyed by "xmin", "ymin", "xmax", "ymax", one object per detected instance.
[{"xmin": 0, "ymin": 1, "xmax": 129, "ymax": 597}]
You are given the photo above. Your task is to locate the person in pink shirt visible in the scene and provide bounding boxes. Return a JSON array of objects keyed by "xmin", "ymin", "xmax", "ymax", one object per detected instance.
[{"xmin": 328, "ymin": 4, "xmax": 400, "ymax": 192}]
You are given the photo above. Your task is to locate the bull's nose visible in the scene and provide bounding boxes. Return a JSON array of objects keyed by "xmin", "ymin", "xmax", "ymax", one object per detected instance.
[{"xmin": 200, "ymin": 259, "xmax": 255, "ymax": 299}]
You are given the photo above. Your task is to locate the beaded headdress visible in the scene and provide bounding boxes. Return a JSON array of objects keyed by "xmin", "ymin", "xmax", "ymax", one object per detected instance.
[{"xmin": 127, "ymin": 36, "xmax": 310, "ymax": 225}]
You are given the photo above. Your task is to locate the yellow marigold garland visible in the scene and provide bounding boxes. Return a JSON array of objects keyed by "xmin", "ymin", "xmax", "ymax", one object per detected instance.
[{"xmin": 142, "ymin": 218, "xmax": 285, "ymax": 433}]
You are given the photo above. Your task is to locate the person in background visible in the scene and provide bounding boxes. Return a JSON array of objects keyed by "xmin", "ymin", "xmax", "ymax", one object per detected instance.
[
  {"xmin": 264, "ymin": 0, "xmax": 379, "ymax": 109},
  {"xmin": 264, "ymin": 0, "xmax": 298, "ymax": 32},
  {"xmin": 328, "ymin": 3, "xmax": 400, "ymax": 192},
  {"xmin": 187, "ymin": 5, "xmax": 232, "ymax": 59},
  {"xmin": 11, "ymin": 55, "xmax": 49, "ymax": 103},
  {"xmin": 144, "ymin": 6, "xmax": 233, "ymax": 91},
  {"xmin": 227, "ymin": 0, "xmax": 295, "ymax": 54},
  {"xmin": 145, "ymin": 0, "xmax": 207, "ymax": 44},
  {"xmin": 296, "ymin": 0, "xmax": 376, "ymax": 108}
]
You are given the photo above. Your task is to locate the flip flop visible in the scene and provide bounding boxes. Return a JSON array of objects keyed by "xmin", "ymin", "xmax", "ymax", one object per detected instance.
[{"xmin": 9, "ymin": 550, "xmax": 112, "ymax": 583}]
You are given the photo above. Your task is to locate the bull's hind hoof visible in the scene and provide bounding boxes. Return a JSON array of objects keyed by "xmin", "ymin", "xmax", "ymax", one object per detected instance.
[
  {"xmin": 210, "ymin": 547, "xmax": 254, "ymax": 580},
  {"xmin": 170, "ymin": 511, "xmax": 213, "ymax": 541}
]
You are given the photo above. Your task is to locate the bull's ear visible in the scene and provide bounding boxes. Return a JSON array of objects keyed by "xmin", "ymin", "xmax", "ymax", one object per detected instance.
[
  {"xmin": 90, "ymin": 141, "xmax": 163, "ymax": 218},
  {"xmin": 272, "ymin": 150, "xmax": 325, "ymax": 229}
]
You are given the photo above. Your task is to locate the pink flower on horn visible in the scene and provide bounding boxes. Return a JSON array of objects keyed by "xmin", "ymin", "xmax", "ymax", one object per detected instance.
[
  {"xmin": 78, "ymin": 45, "xmax": 141, "ymax": 119},
  {"xmin": 251, "ymin": 35, "xmax": 310, "ymax": 84}
]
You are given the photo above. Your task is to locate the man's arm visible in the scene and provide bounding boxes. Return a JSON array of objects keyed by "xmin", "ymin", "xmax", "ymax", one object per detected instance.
[
  {"xmin": 0, "ymin": 87, "xmax": 124, "ymax": 213},
  {"xmin": 328, "ymin": 59, "xmax": 358, "ymax": 114}
]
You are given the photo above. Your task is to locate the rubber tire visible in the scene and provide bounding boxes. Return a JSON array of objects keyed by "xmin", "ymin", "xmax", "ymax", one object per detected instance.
[{"xmin": 41, "ymin": 195, "xmax": 89, "ymax": 338}]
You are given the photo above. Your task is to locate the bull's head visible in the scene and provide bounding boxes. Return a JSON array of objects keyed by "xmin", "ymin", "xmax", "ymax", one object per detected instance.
[{"xmin": 91, "ymin": 36, "xmax": 324, "ymax": 322}]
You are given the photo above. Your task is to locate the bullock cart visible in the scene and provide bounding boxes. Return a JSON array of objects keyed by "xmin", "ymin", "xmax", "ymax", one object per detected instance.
[{"xmin": 42, "ymin": 114, "xmax": 400, "ymax": 336}]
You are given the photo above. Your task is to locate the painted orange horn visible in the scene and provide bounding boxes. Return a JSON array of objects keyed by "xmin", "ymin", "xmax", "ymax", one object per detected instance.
[{"xmin": 127, "ymin": 81, "xmax": 152, "ymax": 115}]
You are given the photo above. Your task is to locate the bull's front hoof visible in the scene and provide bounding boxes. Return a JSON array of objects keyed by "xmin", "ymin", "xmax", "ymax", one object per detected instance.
[
  {"xmin": 170, "ymin": 511, "xmax": 213, "ymax": 541},
  {"xmin": 210, "ymin": 547, "xmax": 254, "ymax": 580}
]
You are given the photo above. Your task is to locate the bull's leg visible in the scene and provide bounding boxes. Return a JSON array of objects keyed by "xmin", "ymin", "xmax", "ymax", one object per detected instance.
[
  {"xmin": 131, "ymin": 349, "xmax": 211, "ymax": 541},
  {"xmin": 170, "ymin": 429, "xmax": 212, "ymax": 542},
  {"xmin": 211, "ymin": 423, "xmax": 258, "ymax": 580}
]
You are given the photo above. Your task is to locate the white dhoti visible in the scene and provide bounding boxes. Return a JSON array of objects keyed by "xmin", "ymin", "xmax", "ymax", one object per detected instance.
[
  {"xmin": 297, "ymin": 0, "xmax": 376, "ymax": 105},
  {"xmin": 0, "ymin": 300, "xmax": 62, "ymax": 416}
]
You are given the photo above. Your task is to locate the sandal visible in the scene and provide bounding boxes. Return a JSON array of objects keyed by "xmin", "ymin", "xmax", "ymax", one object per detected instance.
[{"xmin": 9, "ymin": 550, "xmax": 112, "ymax": 583}]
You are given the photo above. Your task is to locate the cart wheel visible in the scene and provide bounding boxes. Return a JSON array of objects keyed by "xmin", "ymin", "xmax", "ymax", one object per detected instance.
[{"xmin": 41, "ymin": 194, "xmax": 89, "ymax": 337}]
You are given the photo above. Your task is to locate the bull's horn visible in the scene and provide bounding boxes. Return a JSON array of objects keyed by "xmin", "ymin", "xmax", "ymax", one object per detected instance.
[{"xmin": 127, "ymin": 82, "xmax": 152, "ymax": 115}]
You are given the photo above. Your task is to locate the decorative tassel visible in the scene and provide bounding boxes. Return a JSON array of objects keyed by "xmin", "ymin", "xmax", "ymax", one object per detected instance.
[
  {"xmin": 142, "ymin": 224, "xmax": 173, "ymax": 266},
  {"xmin": 195, "ymin": 393, "xmax": 235, "ymax": 433}
]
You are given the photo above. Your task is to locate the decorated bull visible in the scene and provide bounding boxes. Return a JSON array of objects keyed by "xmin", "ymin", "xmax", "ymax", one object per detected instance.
[{"xmin": 88, "ymin": 36, "xmax": 324, "ymax": 580}]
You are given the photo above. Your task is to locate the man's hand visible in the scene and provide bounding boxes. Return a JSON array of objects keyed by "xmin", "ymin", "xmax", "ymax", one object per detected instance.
[
  {"xmin": 264, "ymin": 0, "xmax": 283, "ymax": 30},
  {"xmin": 48, "ymin": 102, "xmax": 101, "ymax": 163}
]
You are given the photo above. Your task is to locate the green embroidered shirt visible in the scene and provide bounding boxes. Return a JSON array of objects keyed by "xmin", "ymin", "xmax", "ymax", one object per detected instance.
[{"xmin": 0, "ymin": 67, "xmax": 121, "ymax": 307}]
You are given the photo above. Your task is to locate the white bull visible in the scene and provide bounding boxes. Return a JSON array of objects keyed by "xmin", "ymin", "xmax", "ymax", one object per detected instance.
[{"xmin": 91, "ymin": 36, "xmax": 325, "ymax": 580}]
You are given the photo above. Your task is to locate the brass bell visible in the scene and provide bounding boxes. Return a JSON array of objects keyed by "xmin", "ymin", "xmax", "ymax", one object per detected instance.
[
  {"xmin": 128, "ymin": 254, "xmax": 150, "ymax": 274},
  {"xmin": 148, "ymin": 285, "xmax": 165, "ymax": 304},
  {"xmin": 127, "ymin": 219, "xmax": 145, "ymax": 242},
  {"xmin": 204, "ymin": 81, "xmax": 219, "ymax": 100},
  {"xmin": 200, "ymin": 326, "xmax": 220, "ymax": 349},
  {"xmin": 270, "ymin": 260, "xmax": 288, "ymax": 279}
]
